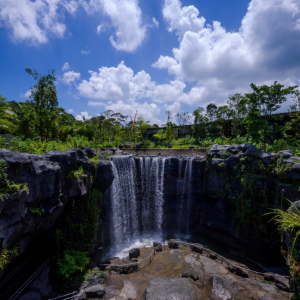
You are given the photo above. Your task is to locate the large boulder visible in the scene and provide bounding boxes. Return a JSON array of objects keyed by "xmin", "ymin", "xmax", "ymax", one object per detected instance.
[
  {"xmin": 274, "ymin": 274, "xmax": 289, "ymax": 292},
  {"xmin": 84, "ymin": 284, "xmax": 105, "ymax": 298},
  {"xmin": 145, "ymin": 277, "xmax": 201, "ymax": 300},
  {"xmin": 129, "ymin": 248, "xmax": 140, "ymax": 260}
]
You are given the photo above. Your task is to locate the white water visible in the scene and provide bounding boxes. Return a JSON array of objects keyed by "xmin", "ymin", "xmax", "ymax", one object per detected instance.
[{"xmin": 110, "ymin": 156, "xmax": 168, "ymax": 253}]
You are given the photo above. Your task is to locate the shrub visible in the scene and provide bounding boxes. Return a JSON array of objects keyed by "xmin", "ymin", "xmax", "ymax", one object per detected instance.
[
  {"xmin": 0, "ymin": 136, "xmax": 8, "ymax": 149},
  {"xmin": 68, "ymin": 166, "xmax": 86, "ymax": 180}
]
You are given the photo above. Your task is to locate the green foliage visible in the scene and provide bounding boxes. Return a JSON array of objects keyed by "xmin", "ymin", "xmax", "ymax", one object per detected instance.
[
  {"xmin": 10, "ymin": 135, "xmax": 90, "ymax": 154},
  {"xmin": 0, "ymin": 95, "xmax": 18, "ymax": 134},
  {"xmin": 0, "ymin": 136, "xmax": 8, "ymax": 149},
  {"xmin": 57, "ymin": 251, "xmax": 90, "ymax": 280},
  {"xmin": 0, "ymin": 159, "xmax": 27, "ymax": 196},
  {"xmin": 54, "ymin": 188, "xmax": 102, "ymax": 281},
  {"xmin": 29, "ymin": 207, "xmax": 45, "ymax": 216},
  {"xmin": 0, "ymin": 243, "xmax": 20, "ymax": 271},
  {"xmin": 68, "ymin": 166, "xmax": 86, "ymax": 180}
]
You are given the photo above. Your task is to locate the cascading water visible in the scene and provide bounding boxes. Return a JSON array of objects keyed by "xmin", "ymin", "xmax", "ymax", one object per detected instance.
[
  {"xmin": 177, "ymin": 156, "xmax": 195, "ymax": 235},
  {"xmin": 110, "ymin": 156, "xmax": 167, "ymax": 253}
]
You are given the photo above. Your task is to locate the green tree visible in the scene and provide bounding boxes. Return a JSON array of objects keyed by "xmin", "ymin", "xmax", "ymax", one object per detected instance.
[
  {"xmin": 216, "ymin": 105, "xmax": 229, "ymax": 138},
  {"xmin": 244, "ymin": 82, "xmax": 296, "ymax": 151},
  {"xmin": 165, "ymin": 110, "xmax": 174, "ymax": 146},
  {"xmin": 153, "ymin": 129, "xmax": 165, "ymax": 145},
  {"xmin": 227, "ymin": 93, "xmax": 247, "ymax": 137},
  {"xmin": 0, "ymin": 96, "xmax": 17, "ymax": 134},
  {"xmin": 192, "ymin": 107, "xmax": 207, "ymax": 144},
  {"xmin": 205, "ymin": 103, "xmax": 220, "ymax": 138},
  {"xmin": 25, "ymin": 68, "xmax": 58, "ymax": 141}
]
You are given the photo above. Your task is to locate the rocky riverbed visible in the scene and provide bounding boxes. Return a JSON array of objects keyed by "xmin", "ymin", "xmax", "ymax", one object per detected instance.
[{"xmin": 75, "ymin": 243, "xmax": 292, "ymax": 300}]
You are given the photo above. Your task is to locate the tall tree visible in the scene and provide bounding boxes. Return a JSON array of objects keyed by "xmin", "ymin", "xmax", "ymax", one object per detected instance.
[
  {"xmin": 227, "ymin": 93, "xmax": 247, "ymax": 137},
  {"xmin": 165, "ymin": 110, "xmax": 174, "ymax": 146},
  {"xmin": 0, "ymin": 96, "xmax": 17, "ymax": 134},
  {"xmin": 25, "ymin": 68, "xmax": 58, "ymax": 141},
  {"xmin": 192, "ymin": 107, "xmax": 207, "ymax": 144},
  {"xmin": 243, "ymin": 82, "xmax": 297, "ymax": 150}
]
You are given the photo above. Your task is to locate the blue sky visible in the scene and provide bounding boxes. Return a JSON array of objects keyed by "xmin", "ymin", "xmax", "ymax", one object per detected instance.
[{"xmin": 0, "ymin": 0, "xmax": 300, "ymax": 124}]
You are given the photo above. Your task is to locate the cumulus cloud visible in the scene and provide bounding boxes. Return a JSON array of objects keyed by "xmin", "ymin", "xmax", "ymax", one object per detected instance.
[
  {"xmin": 62, "ymin": 62, "xmax": 70, "ymax": 71},
  {"xmin": 77, "ymin": 61, "xmax": 154, "ymax": 101},
  {"xmin": 76, "ymin": 111, "xmax": 91, "ymax": 121},
  {"xmin": 85, "ymin": 0, "xmax": 146, "ymax": 52},
  {"xmin": 67, "ymin": 109, "xmax": 74, "ymax": 113},
  {"xmin": 0, "ymin": 0, "xmax": 76, "ymax": 44},
  {"xmin": 152, "ymin": 17, "xmax": 159, "ymax": 28},
  {"xmin": 154, "ymin": 0, "xmax": 300, "ymax": 107},
  {"xmin": 20, "ymin": 88, "xmax": 34, "ymax": 98},
  {"xmin": 62, "ymin": 70, "xmax": 81, "ymax": 84},
  {"xmin": 105, "ymin": 100, "xmax": 162, "ymax": 125}
]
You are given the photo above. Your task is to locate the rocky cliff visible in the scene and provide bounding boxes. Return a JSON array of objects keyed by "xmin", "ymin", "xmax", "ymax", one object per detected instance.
[{"xmin": 0, "ymin": 147, "xmax": 114, "ymax": 278}]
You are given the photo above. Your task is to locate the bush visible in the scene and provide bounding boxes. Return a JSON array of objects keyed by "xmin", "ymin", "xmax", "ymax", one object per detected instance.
[
  {"xmin": 57, "ymin": 250, "xmax": 90, "ymax": 280},
  {"xmin": 0, "ymin": 136, "xmax": 8, "ymax": 149}
]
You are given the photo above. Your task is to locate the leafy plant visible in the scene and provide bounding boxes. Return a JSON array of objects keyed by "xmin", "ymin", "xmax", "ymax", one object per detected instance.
[
  {"xmin": 0, "ymin": 243, "xmax": 20, "ymax": 271},
  {"xmin": 68, "ymin": 166, "xmax": 86, "ymax": 180},
  {"xmin": 0, "ymin": 159, "xmax": 27, "ymax": 196},
  {"xmin": 0, "ymin": 136, "xmax": 8, "ymax": 149},
  {"xmin": 29, "ymin": 207, "xmax": 45, "ymax": 216},
  {"xmin": 57, "ymin": 250, "xmax": 90, "ymax": 280}
]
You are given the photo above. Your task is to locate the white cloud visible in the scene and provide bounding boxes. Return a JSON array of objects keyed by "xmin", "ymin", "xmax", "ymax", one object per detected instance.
[
  {"xmin": 88, "ymin": 101, "xmax": 106, "ymax": 106},
  {"xmin": 81, "ymin": 50, "xmax": 91, "ymax": 55},
  {"xmin": 152, "ymin": 17, "xmax": 159, "ymax": 28},
  {"xmin": 105, "ymin": 100, "xmax": 162, "ymax": 125},
  {"xmin": 85, "ymin": 0, "xmax": 146, "ymax": 52},
  {"xmin": 0, "ymin": 0, "xmax": 76, "ymax": 44},
  {"xmin": 77, "ymin": 61, "xmax": 154, "ymax": 102},
  {"xmin": 96, "ymin": 22, "xmax": 109, "ymax": 34},
  {"xmin": 76, "ymin": 111, "xmax": 92, "ymax": 121},
  {"xmin": 162, "ymin": 0, "xmax": 205, "ymax": 37},
  {"xmin": 62, "ymin": 71, "xmax": 81, "ymax": 84},
  {"xmin": 62, "ymin": 62, "xmax": 70, "ymax": 71},
  {"xmin": 20, "ymin": 88, "xmax": 35, "ymax": 98},
  {"xmin": 67, "ymin": 109, "xmax": 74, "ymax": 113},
  {"xmin": 155, "ymin": 0, "xmax": 300, "ymax": 107}
]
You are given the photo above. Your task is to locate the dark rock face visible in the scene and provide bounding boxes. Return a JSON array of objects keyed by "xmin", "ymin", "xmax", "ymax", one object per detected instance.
[
  {"xmin": 168, "ymin": 240, "xmax": 179, "ymax": 249},
  {"xmin": 160, "ymin": 144, "xmax": 300, "ymax": 266},
  {"xmin": 0, "ymin": 149, "xmax": 114, "ymax": 256},
  {"xmin": 129, "ymin": 248, "xmax": 140, "ymax": 260}
]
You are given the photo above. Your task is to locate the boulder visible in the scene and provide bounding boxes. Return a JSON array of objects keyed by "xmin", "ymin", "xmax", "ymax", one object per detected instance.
[
  {"xmin": 277, "ymin": 150, "xmax": 294, "ymax": 159},
  {"xmin": 261, "ymin": 152, "xmax": 275, "ymax": 164},
  {"xmin": 84, "ymin": 284, "xmax": 105, "ymax": 298},
  {"xmin": 190, "ymin": 243, "xmax": 203, "ymax": 254},
  {"xmin": 129, "ymin": 248, "xmax": 140, "ymax": 260},
  {"xmin": 168, "ymin": 239, "xmax": 179, "ymax": 249},
  {"xmin": 75, "ymin": 289, "xmax": 87, "ymax": 300},
  {"xmin": 274, "ymin": 274, "xmax": 289, "ymax": 292},
  {"xmin": 228, "ymin": 265, "xmax": 249, "ymax": 278},
  {"xmin": 153, "ymin": 241, "xmax": 162, "ymax": 252},
  {"xmin": 83, "ymin": 146, "xmax": 95, "ymax": 158},
  {"xmin": 208, "ymin": 253, "xmax": 217, "ymax": 260},
  {"xmin": 264, "ymin": 273, "xmax": 274, "ymax": 281},
  {"xmin": 145, "ymin": 277, "xmax": 200, "ymax": 300}
]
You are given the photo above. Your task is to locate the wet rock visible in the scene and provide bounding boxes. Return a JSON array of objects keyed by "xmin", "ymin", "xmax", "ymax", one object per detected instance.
[
  {"xmin": 182, "ymin": 271, "xmax": 189, "ymax": 278},
  {"xmin": 168, "ymin": 239, "xmax": 179, "ymax": 249},
  {"xmin": 274, "ymin": 274, "xmax": 289, "ymax": 291},
  {"xmin": 145, "ymin": 277, "xmax": 200, "ymax": 300},
  {"xmin": 129, "ymin": 248, "xmax": 140, "ymax": 260},
  {"xmin": 85, "ymin": 284, "xmax": 105, "ymax": 298},
  {"xmin": 153, "ymin": 241, "xmax": 162, "ymax": 252}
]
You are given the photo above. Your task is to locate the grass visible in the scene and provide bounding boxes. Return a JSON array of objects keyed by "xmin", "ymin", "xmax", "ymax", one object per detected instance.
[{"xmin": 68, "ymin": 166, "xmax": 86, "ymax": 180}]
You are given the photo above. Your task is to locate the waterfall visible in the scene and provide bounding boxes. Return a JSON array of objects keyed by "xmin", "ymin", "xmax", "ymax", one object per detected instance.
[
  {"xmin": 177, "ymin": 156, "xmax": 195, "ymax": 235},
  {"xmin": 110, "ymin": 156, "xmax": 138, "ymax": 248},
  {"xmin": 110, "ymin": 156, "xmax": 167, "ymax": 250}
]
